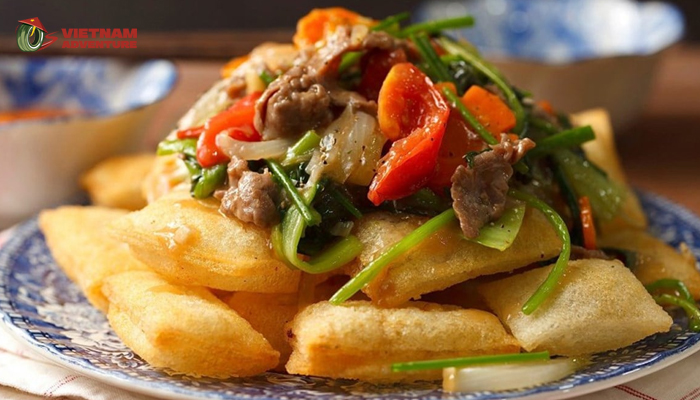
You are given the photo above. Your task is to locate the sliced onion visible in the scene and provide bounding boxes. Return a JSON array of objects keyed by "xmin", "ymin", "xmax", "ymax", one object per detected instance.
[
  {"xmin": 443, "ymin": 358, "xmax": 576, "ymax": 393},
  {"xmin": 306, "ymin": 105, "xmax": 386, "ymax": 187},
  {"xmin": 216, "ymin": 134, "xmax": 293, "ymax": 161}
]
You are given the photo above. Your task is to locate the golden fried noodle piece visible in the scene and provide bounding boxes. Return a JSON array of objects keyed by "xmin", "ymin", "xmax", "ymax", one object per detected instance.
[
  {"xmin": 348, "ymin": 209, "xmax": 562, "ymax": 307},
  {"xmin": 80, "ymin": 154, "xmax": 155, "ymax": 210},
  {"xmin": 226, "ymin": 292, "xmax": 298, "ymax": 370},
  {"xmin": 109, "ymin": 191, "xmax": 300, "ymax": 293},
  {"xmin": 599, "ymin": 229, "xmax": 700, "ymax": 300},
  {"xmin": 39, "ymin": 206, "xmax": 150, "ymax": 313},
  {"xmin": 479, "ymin": 259, "xmax": 672, "ymax": 356},
  {"xmin": 103, "ymin": 270, "xmax": 279, "ymax": 378},
  {"xmin": 285, "ymin": 301, "xmax": 519, "ymax": 382}
]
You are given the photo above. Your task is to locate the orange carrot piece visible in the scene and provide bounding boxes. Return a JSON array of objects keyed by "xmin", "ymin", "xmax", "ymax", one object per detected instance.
[
  {"xmin": 220, "ymin": 55, "xmax": 250, "ymax": 78},
  {"xmin": 538, "ymin": 100, "xmax": 555, "ymax": 115},
  {"xmin": 579, "ymin": 196, "xmax": 597, "ymax": 250},
  {"xmin": 293, "ymin": 8, "xmax": 375, "ymax": 48},
  {"xmin": 461, "ymin": 85, "xmax": 516, "ymax": 135}
]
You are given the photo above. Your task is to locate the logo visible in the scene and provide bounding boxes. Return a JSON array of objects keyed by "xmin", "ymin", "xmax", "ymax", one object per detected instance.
[{"xmin": 16, "ymin": 17, "xmax": 58, "ymax": 52}]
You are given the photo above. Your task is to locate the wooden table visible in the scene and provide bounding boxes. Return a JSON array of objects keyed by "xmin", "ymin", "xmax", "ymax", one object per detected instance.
[{"xmin": 143, "ymin": 44, "xmax": 700, "ymax": 215}]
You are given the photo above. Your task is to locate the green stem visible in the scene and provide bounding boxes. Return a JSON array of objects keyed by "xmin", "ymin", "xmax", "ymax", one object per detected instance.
[
  {"xmin": 259, "ymin": 70, "xmax": 276, "ymax": 86},
  {"xmin": 329, "ymin": 208, "xmax": 456, "ymax": 304},
  {"xmin": 508, "ymin": 189, "xmax": 571, "ymax": 315},
  {"xmin": 373, "ymin": 11, "xmax": 411, "ymax": 33},
  {"xmin": 528, "ymin": 126, "xmax": 595, "ymax": 158},
  {"xmin": 439, "ymin": 37, "xmax": 526, "ymax": 135},
  {"xmin": 392, "ymin": 351, "xmax": 550, "ymax": 372},
  {"xmin": 398, "ymin": 15, "xmax": 475, "ymax": 38},
  {"xmin": 653, "ymin": 294, "xmax": 700, "ymax": 332},
  {"xmin": 330, "ymin": 188, "xmax": 363, "ymax": 219},
  {"xmin": 192, "ymin": 163, "xmax": 227, "ymax": 199},
  {"xmin": 266, "ymin": 159, "xmax": 321, "ymax": 226},
  {"xmin": 411, "ymin": 32, "xmax": 453, "ymax": 84},
  {"xmin": 157, "ymin": 138, "xmax": 197, "ymax": 158},
  {"xmin": 646, "ymin": 279, "xmax": 694, "ymax": 303}
]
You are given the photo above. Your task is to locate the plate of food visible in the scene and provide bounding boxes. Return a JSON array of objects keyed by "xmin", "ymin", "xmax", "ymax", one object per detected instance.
[{"xmin": 2, "ymin": 7, "xmax": 700, "ymax": 400}]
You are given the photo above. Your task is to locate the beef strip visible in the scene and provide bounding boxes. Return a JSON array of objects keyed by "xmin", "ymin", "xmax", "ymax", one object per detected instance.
[
  {"xmin": 255, "ymin": 26, "xmax": 405, "ymax": 140},
  {"xmin": 219, "ymin": 156, "xmax": 281, "ymax": 227},
  {"xmin": 451, "ymin": 134, "xmax": 536, "ymax": 239}
]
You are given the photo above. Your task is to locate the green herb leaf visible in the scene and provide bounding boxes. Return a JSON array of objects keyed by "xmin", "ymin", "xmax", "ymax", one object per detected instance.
[{"xmin": 392, "ymin": 351, "xmax": 550, "ymax": 372}]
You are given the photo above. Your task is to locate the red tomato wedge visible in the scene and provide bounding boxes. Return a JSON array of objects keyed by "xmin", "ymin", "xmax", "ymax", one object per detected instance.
[
  {"xmin": 196, "ymin": 91, "xmax": 263, "ymax": 168},
  {"xmin": 461, "ymin": 85, "xmax": 516, "ymax": 136},
  {"xmin": 368, "ymin": 63, "xmax": 450, "ymax": 205},
  {"xmin": 428, "ymin": 112, "xmax": 487, "ymax": 193},
  {"xmin": 358, "ymin": 48, "xmax": 407, "ymax": 101}
]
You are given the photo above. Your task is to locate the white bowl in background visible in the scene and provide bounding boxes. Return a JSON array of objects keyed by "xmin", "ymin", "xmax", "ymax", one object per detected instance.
[{"xmin": 0, "ymin": 57, "xmax": 177, "ymax": 228}]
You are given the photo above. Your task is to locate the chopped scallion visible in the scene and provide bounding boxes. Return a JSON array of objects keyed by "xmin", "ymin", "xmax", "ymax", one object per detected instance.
[
  {"xmin": 330, "ymin": 187, "xmax": 363, "ymax": 219},
  {"xmin": 469, "ymin": 203, "xmax": 526, "ymax": 251},
  {"xmin": 646, "ymin": 279, "xmax": 693, "ymax": 303},
  {"xmin": 653, "ymin": 294, "xmax": 700, "ymax": 332},
  {"xmin": 266, "ymin": 159, "xmax": 322, "ymax": 226},
  {"xmin": 192, "ymin": 163, "xmax": 227, "ymax": 199},
  {"xmin": 528, "ymin": 126, "xmax": 595, "ymax": 158},
  {"xmin": 157, "ymin": 138, "xmax": 197, "ymax": 158},
  {"xmin": 398, "ymin": 15, "xmax": 475, "ymax": 38},
  {"xmin": 508, "ymin": 189, "xmax": 571, "ymax": 315},
  {"xmin": 372, "ymin": 11, "xmax": 411, "ymax": 33},
  {"xmin": 329, "ymin": 208, "xmax": 456, "ymax": 304},
  {"xmin": 392, "ymin": 351, "xmax": 550, "ymax": 372},
  {"xmin": 441, "ymin": 87, "xmax": 497, "ymax": 145},
  {"xmin": 282, "ymin": 130, "xmax": 321, "ymax": 166},
  {"xmin": 259, "ymin": 70, "xmax": 276, "ymax": 86},
  {"xmin": 411, "ymin": 32, "xmax": 453, "ymax": 84}
]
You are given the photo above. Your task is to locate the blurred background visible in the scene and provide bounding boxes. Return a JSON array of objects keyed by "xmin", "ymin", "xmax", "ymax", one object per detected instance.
[{"xmin": 0, "ymin": 0, "xmax": 698, "ymax": 224}]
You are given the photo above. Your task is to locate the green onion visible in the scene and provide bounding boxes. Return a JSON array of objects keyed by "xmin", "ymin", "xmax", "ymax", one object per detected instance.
[
  {"xmin": 274, "ymin": 185, "xmax": 364, "ymax": 274},
  {"xmin": 157, "ymin": 138, "xmax": 197, "ymax": 158},
  {"xmin": 330, "ymin": 188, "xmax": 363, "ymax": 219},
  {"xmin": 646, "ymin": 279, "xmax": 693, "ymax": 302},
  {"xmin": 508, "ymin": 189, "xmax": 571, "ymax": 315},
  {"xmin": 529, "ymin": 117, "xmax": 559, "ymax": 135},
  {"xmin": 373, "ymin": 11, "xmax": 411, "ymax": 33},
  {"xmin": 552, "ymin": 162, "xmax": 583, "ymax": 247},
  {"xmin": 266, "ymin": 159, "xmax": 322, "ymax": 226},
  {"xmin": 282, "ymin": 130, "xmax": 321, "ymax": 166},
  {"xmin": 439, "ymin": 37, "xmax": 526, "ymax": 135},
  {"xmin": 653, "ymin": 294, "xmax": 700, "ymax": 332},
  {"xmin": 260, "ymin": 70, "xmax": 276, "ymax": 86},
  {"xmin": 338, "ymin": 12, "xmax": 411, "ymax": 74},
  {"xmin": 329, "ymin": 208, "xmax": 456, "ymax": 304},
  {"xmin": 411, "ymin": 32, "xmax": 454, "ymax": 84},
  {"xmin": 528, "ymin": 126, "xmax": 595, "ymax": 158},
  {"xmin": 398, "ymin": 15, "xmax": 475, "ymax": 38},
  {"xmin": 392, "ymin": 351, "xmax": 550, "ymax": 372},
  {"xmin": 441, "ymin": 86, "xmax": 497, "ymax": 145},
  {"xmin": 551, "ymin": 149, "xmax": 625, "ymax": 221},
  {"xmin": 192, "ymin": 163, "xmax": 227, "ymax": 199},
  {"xmin": 469, "ymin": 203, "xmax": 526, "ymax": 251}
]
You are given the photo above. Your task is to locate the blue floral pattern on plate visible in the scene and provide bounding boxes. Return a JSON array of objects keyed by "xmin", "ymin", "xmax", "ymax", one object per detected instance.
[{"xmin": 0, "ymin": 191, "xmax": 699, "ymax": 400}]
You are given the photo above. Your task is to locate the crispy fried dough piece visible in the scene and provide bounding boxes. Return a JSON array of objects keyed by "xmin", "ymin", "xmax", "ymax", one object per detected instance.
[
  {"xmin": 573, "ymin": 109, "xmax": 647, "ymax": 234},
  {"xmin": 347, "ymin": 209, "xmax": 561, "ymax": 307},
  {"xmin": 103, "ymin": 270, "xmax": 279, "ymax": 377},
  {"xmin": 226, "ymin": 292, "xmax": 298, "ymax": 370},
  {"xmin": 109, "ymin": 191, "xmax": 300, "ymax": 293},
  {"xmin": 285, "ymin": 301, "xmax": 520, "ymax": 382},
  {"xmin": 80, "ymin": 154, "xmax": 155, "ymax": 211},
  {"xmin": 479, "ymin": 259, "xmax": 672, "ymax": 356},
  {"xmin": 38, "ymin": 206, "xmax": 150, "ymax": 313},
  {"xmin": 600, "ymin": 229, "xmax": 700, "ymax": 299}
]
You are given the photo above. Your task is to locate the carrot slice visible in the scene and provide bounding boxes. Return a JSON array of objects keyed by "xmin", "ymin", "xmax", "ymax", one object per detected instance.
[
  {"xmin": 293, "ymin": 8, "xmax": 375, "ymax": 48},
  {"xmin": 461, "ymin": 85, "xmax": 516, "ymax": 135},
  {"xmin": 579, "ymin": 196, "xmax": 597, "ymax": 250}
]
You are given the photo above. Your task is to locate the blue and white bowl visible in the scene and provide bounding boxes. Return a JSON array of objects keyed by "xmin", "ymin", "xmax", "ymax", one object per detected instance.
[
  {"xmin": 0, "ymin": 57, "xmax": 176, "ymax": 228},
  {"xmin": 417, "ymin": 0, "xmax": 685, "ymax": 128}
]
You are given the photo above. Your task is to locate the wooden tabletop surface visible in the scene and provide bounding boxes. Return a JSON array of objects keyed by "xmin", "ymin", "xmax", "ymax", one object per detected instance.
[{"xmin": 142, "ymin": 44, "xmax": 700, "ymax": 215}]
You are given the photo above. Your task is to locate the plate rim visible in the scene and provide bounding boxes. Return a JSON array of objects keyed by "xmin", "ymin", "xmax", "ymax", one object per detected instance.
[{"xmin": 1, "ymin": 190, "xmax": 700, "ymax": 400}]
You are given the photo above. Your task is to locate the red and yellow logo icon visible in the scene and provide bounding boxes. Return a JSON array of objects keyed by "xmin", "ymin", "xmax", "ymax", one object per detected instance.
[{"xmin": 16, "ymin": 17, "xmax": 58, "ymax": 52}]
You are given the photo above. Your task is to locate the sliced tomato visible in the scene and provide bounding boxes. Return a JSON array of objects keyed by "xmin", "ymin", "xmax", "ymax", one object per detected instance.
[
  {"xmin": 461, "ymin": 85, "xmax": 516, "ymax": 136},
  {"xmin": 358, "ymin": 48, "xmax": 407, "ymax": 101},
  {"xmin": 428, "ymin": 112, "xmax": 487, "ymax": 193},
  {"xmin": 176, "ymin": 126, "xmax": 204, "ymax": 139},
  {"xmin": 368, "ymin": 63, "xmax": 450, "ymax": 205},
  {"xmin": 196, "ymin": 91, "xmax": 263, "ymax": 168}
]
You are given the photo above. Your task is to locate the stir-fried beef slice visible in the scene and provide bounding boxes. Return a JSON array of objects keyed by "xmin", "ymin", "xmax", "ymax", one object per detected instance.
[
  {"xmin": 570, "ymin": 245, "xmax": 615, "ymax": 261},
  {"xmin": 255, "ymin": 26, "xmax": 406, "ymax": 140},
  {"xmin": 219, "ymin": 156, "xmax": 281, "ymax": 227},
  {"xmin": 451, "ymin": 135, "xmax": 535, "ymax": 239}
]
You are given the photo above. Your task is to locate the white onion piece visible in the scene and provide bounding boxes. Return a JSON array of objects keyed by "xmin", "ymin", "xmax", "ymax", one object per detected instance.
[
  {"xmin": 306, "ymin": 106, "xmax": 386, "ymax": 187},
  {"xmin": 216, "ymin": 134, "xmax": 293, "ymax": 161},
  {"xmin": 177, "ymin": 76, "xmax": 239, "ymax": 131},
  {"xmin": 443, "ymin": 358, "xmax": 576, "ymax": 393}
]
